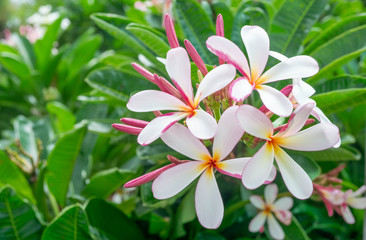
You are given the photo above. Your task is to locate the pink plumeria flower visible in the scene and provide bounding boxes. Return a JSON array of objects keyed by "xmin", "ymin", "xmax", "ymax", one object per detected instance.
[
  {"xmin": 249, "ymin": 184, "xmax": 293, "ymax": 240},
  {"xmin": 338, "ymin": 186, "xmax": 366, "ymax": 224},
  {"xmin": 206, "ymin": 25, "xmax": 319, "ymax": 117},
  {"xmin": 151, "ymin": 106, "xmax": 275, "ymax": 229},
  {"xmin": 237, "ymin": 102, "xmax": 340, "ymax": 199},
  {"xmin": 127, "ymin": 47, "xmax": 236, "ymax": 145},
  {"xmin": 269, "ymin": 50, "xmax": 341, "ymax": 148},
  {"xmin": 314, "ymin": 184, "xmax": 344, "ymax": 217}
]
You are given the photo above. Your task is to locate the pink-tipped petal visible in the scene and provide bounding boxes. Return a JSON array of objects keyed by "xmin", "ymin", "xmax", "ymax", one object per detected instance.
[
  {"xmin": 184, "ymin": 39, "xmax": 208, "ymax": 75},
  {"xmin": 241, "ymin": 26, "xmax": 269, "ymax": 80},
  {"xmin": 256, "ymin": 85, "xmax": 293, "ymax": 117},
  {"xmin": 120, "ymin": 118, "xmax": 148, "ymax": 128},
  {"xmin": 278, "ymin": 123, "xmax": 340, "ymax": 151},
  {"xmin": 273, "ymin": 197, "xmax": 294, "ymax": 211},
  {"xmin": 250, "ymin": 195, "xmax": 265, "ymax": 209},
  {"xmin": 274, "ymin": 210, "xmax": 292, "ymax": 226},
  {"xmin": 195, "ymin": 64, "xmax": 236, "ymax": 103},
  {"xmin": 127, "ymin": 90, "xmax": 187, "ymax": 112},
  {"xmin": 229, "ymin": 77, "xmax": 254, "ymax": 102},
  {"xmin": 152, "ymin": 161, "xmax": 204, "ymax": 199},
  {"xmin": 206, "ymin": 36, "xmax": 250, "ymax": 78},
  {"xmin": 216, "ymin": 157, "xmax": 250, "ymax": 179},
  {"xmin": 258, "ymin": 55, "xmax": 319, "ymax": 84},
  {"xmin": 341, "ymin": 205, "xmax": 355, "ymax": 224},
  {"xmin": 131, "ymin": 62, "xmax": 156, "ymax": 84},
  {"xmin": 164, "ymin": 14, "xmax": 179, "ymax": 48},
  {"xmin": 124, "ymin": 164, "xmax": 176, "ymax": 188},
  {"xmin": 264, "ymin": 184, "xmax": 278, "ymax": 204},
  {"xmin": 237, "ymin": 104, "xmax": 273, "ymax": 140},
  {"xmin": 161, "ymin": 123, "xmax": 211, "ymax": 161},
  {"xmin": 186, "ymin": 109, "xmax": 218, "ymax": 139},
  {"xmin": 280, "ymin": 102, "xmax": 315, "ymax": 137},
  {"xmin": 274, "ymin": 145, "xmax": 313, "ymax": 199},
  {"xmin": 195, "ymin": 168, "xmax": 224, "ymax": 229},
  {"xmin": 267, "ymin": 214, "xmax": 285, "ymax": 239},
  {"xmin": 137, "ymin": 112, "xmax": 188, "ymax": 145},
  {"xmin": 347, "ymin": 197, "xmax": 366, "ymax": 209},
  {"xmin": 213, "ymin": 106, "xmax": 244, "ymax": 160},
  {"xmin": 166, "ymin": 47, "xmax": 194, "ymax": 101},
  {"xmin": 112, "ymin": 123, "xmax": 142, "ymax": 135},
  {"xmin": 242, "ymin": 142, "xmax": 274, "ymax": 189},
  {"xmin": 249, "ymin": 212, "xmax": 267, "ymax": 232}
]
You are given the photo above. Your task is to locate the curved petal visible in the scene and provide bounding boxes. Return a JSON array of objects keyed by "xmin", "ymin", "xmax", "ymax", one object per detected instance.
[
  {"xmin": 293, "ymin": 79, "xmax": 316, "ymax": 100},
  {"xmin": 258, "ymin": 55, "xmax": 319, "ymax": 84},
  {"xmin": 186, "ymin": 109, "xmax": 218, "ymax": 139},
  {"xmin": 249, "ymin": 212, "xmax": 267, "ymax": 232},
  {"xmin": 267, "ymin": 214, "xmax": 285, "ymax": 239},
  {"xmin": 137, "ymin": 112, "xmax": 188, "ymax": 145},
  {"xmin": 274, "ymin": 145, "xmax": 313, "ymax": 199},
  {"xmin": 166, "ymin": 47, "xmax": 194, "ymax": 101},
  {"xmin": 216, "ymin": 157, "xmax": 250, "ymax": 179},
  {"xmin": 124, "ymin": 164, "xmax": 175, "ymax": 188},
  {"xmin": 152, "ymin": 161, "xmax": 204, "ymax": 199},
  {"xmin": 269, "ymin": 50, "xmax": 288, "ymax": 62},
  {"xmin": 264, "ymin": 184, "xmax": 278, "ymax": 204},
  {"xmin": 347, "ymin": 197, "xmax": 366, "ymax": 209},
  {"xmin": 265, "ymin": 166, "xmax": 277, "ymax": 184},
  {"xmin": 278, "ymin": 123, "xmax": 340, "ymax": 151},
  {"xmin": 273, "ymin": 197, "xmax": 294, "ymax": 211},
  {"xmin": 274, "ymin": 210, "xmax": 292, "ymax": 226},
  {"xmin": 237, "ymin": 104, "xmax": 273, "ymax": 140},
  {"xmin": 311, "ymin": 107, "xmax": 341, "ymax": 148},
  {"xmin": 195, "ymin": 168, "xmax": 224, "ymax": 229},
  {"xmin": 206, "ymin": 36, "xmax": 250, "ymax": 77},
  {"xmin": 229, "ymin": 77, "xmax": 254, "ymax": 102},
  {"xmin": 351, "ymin": 185, "xmax": 366, "ymax": 197},
  {"xmin": 195, "ymin": 64, "xmax": 236, "ymax": 103},
  {"xmin": 341, "ymin": 205, "xmax": 355, "ymax": 224},
  {"xmin": 256, "ymin": 85, "xmax": 293, "ymax": 117},
  {"xmin": 161, "ymin": 123, "xmax": 211, "ymax": 160},
  {"xmin": 213, "ymin": 106, "xmax": 244, "ymax": 160},
  {"xmin": 250, "ymin": 195, "xmax": 265, "ymax": 209},
  {"xmin": 242, "ymin": 142, "xmax": 274, "ymax": 189},
  {"xmin": 241, "ymin": 26, "xmax": 269, "ymax": 80}
]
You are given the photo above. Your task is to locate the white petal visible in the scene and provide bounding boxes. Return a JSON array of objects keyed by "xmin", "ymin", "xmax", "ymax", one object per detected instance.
[
  {"xmin": 216, "ymin": 157, "xmax": 250, "ymax": 179},
  {"xmin": 242, "ymin": 142, "xmax": 274, "ymax": 189},
  {"xmin": 274, "ymin": 145, "xmax": 313, "ymax": 199},
  {"xmin": 161, "ymin": 123, "xmax": 211, "ymax": 161},
  {"xmin": 278, "ymin": 123, "xmax": 340, "ymax": 151},
  {"xmin": 311, "ymin": 107, "xmax": 341, "ymax": 148},
  {"xmin": 351, "ymin": 185, "xmax": 366, "ymax": 197},
  {"xmin": 274, "ymin": 210, "xmax": 292, "ymax": 226},
  {"xmin": 265, "ymin": 166, "xmax": 277, "ymax": 183},
  {"xmin": 258, "ymin": 55, "xmax": 319, "ymax": 84},
  {"xmin": 250, "ymin": 195, "xmax": 265, "ymax": 209},
  {"xmin": 347, "ymin": 197, "xmax": 366, "ymax": 209},
  {"xmin": 280, "ymin": 102, "xmax": 315, "ymax": 137},
  {"xmin": 256, "ymin": 85, "xmax": 293, "ymax": 117},
  {"xmin": 213, "ymin": 106, "xmax": 244, "ymax": 160},
  {"xmin": 273, "ymin": 197, "xmax": 294, "ymax": 211},
  {"xmin": 195, "ymin": 64, "xmax": 236, "ymax": 102},
  {"xmin": 268, "ymin": 214, "xmax": 285, "ymax": 240},
  {"xmin": 137, "ymin": 112, "xmax": 188, "ymax": 145},
  {"xmin": 293, "ymin": 79, "xmax": 316, "ymax": 100},
  {"xmin": 166, "ymin": 47, "xmax": 194, "ymax": 101},
  {"xmin": 249, "ymin": 212, "xmax": 267, "ymax": 232},
  {"xmin": 229, "ymin": 77, "xmax": 254, "ymax": 102},
  {"xmin": 269, "ymin": 50, "xmax": 288, "ymax": 62},
  {"xmin": 152, "ymin": 161, "xmax": 204, "ymax": 199},
  {"xmin": 341, "ymin": 205, "xmax": 355, "ymax": 224},
  {"xmin": 186, "ymin": 109, "xmax": 218, "ymax": 139},
  {"xmin": 237, "ymin": 104, "xmax": 273, "ymax": 140},
  {"xmin": 241, "ymin": 26, "xmax": 269, "ymax": 80},
  {"xmin": 206, "ymin": 36, "xmax": 250, "ymax": 77},
  {"xmin": 195, "ymin": 168, "xmax": 224, "ymax": 229},
  {"xmin": 264, "ymin": 184, "xmax": 278, "ymax": 204},
  {"xmin": 127, "ymin": 90, "xmax": 188, "ymax": 112}
]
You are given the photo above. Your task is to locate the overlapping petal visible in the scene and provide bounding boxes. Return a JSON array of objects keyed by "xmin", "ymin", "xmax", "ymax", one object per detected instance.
[
  {"xmin": 216, "ymin": 157, "xmax": 250, "ymax": 179},
  {"xmin": 186, "ymin": 109, "xmax": 218, "ymax": 139},
  {"xmin": 256, "ymin": 85, "xmax": 293, "ymax": 117},
  {"xmin": 274, "ymin": 210, "xmax": 292, "ymax": 226},
  {"xmin": 229, "ymin": 77, "xmax": 254, "ymax": 102},
  {"xmin": 341, "ymin": 205, "xmax": 355, "ymax": 224},
  {"xmin": 264, "ymin": 184, "xmax": 278, "ymax": 204},
  {"xmin": 249, "ymin": 212, "xmax": 267, "ymax": 232},
  {"xmin": 273, "ymin": 197, "xmax": 293, "ymax": 211}
]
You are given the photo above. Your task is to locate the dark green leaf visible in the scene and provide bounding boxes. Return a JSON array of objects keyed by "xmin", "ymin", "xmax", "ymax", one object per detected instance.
[
  {"xmin": 313, "ymin": 75, "xmax": 366, "ymax": 93},
  {"xmin": 283, "ymin": 215, "xmax": 310, "ymax": 240},
  {"xmin": 288, "ymin": 152, "xmax": 320, "ymax": 180}
]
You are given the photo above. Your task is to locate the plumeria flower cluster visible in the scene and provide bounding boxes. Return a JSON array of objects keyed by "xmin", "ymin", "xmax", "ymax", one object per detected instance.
[{"xmin": 113, "ymin": 14, "xmax": 341, "ymax": 232}]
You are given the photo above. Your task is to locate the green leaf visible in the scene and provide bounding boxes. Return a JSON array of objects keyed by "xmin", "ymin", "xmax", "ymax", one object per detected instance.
[
  {"xmin": 288, "ymin": 152, "xmax": 320, "ymax": 180},
  {"xmin": 0, "ymin": 52, "xmax": 31, "ymax": 80},
  {"xmin": 46, "ymin": 101, "xmax": 76, "ymax": 133},
  {"xmin": 0, "ymin": 151, "xmax": 35, "ymax": 203},
  {"xmin": 0, "ymin": 187, "xmax": 43, "ymax": 240},
  {"xmin": 41, "ymin": 205, "xmax": 90, "ymax": 240},
  {"xmin": 14, "ymin": 115, "xmax": 39, "ymax": 163},
  {"xmin": 173, "ymin": 0, "xmax": 216, "ymax": 64},
  {"xmin": 269, "ymin": 0, "xmax": 327, "ymax": 55},
  {"xmin": 212, "ymin": 1, "xmax": 234, "ymax": 38},
  {"xmin": 297, "ymin": 146, "xmax": 361, "ymax": 162},
  {"xmin": 0, "ymin": 43, "xmax": 18, "ymax": 54},
  {"xmin": 313, "ymin": 75, "xmax": 366, "ymax": 93},
  {"xmin": 46, "ymin": 124, "xmax": 87, "ymax": 206},
  {"xmin": 82, "ymin": 168, "xmax": 136, "ymax": 198},
  {"xmin": 312, "ymin": 88, "xmax": 366, "ymax": 114},
  {"xmin": 13, "ymin": 34, "xmax": 36, "ymax": 70},
  {"xmin": 283, "ymin": 215, "xmax": 310, "ymax": 240},
  {"xmin": 85, "ymin": 198, "xmax": 144, "ymax": 240}
]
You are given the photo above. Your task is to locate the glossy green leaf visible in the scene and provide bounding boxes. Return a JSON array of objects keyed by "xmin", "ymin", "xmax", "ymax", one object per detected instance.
[
  {"xmin": 298, "ymin": 146, "xmax": 361, "ymax": 162},
  {"xmin": 0, "ymin": 151, "xmax": 35, "ymax": 203},
  {"xmin": 41, "ymin": 205, "xmax": 90, "ymax": 240},
  {"xmin": 283, "ymin": 215, "xmax": 310, "ymax": 240},
  {"xmin": 0, "ymin": 187, "xmax": 43, "ymax": 240},
  {"xmin": 269, "ymin": 0, "xmax": 327, "ymax": 55},
  {"xmin": 82, "ymin": 168, "xmax": 135, "ymax": 198},
  {"xmin": 46, "ymin": 101, "xmax": 76, "ymax": 133},
  {"xmin": 313, "ymin": 75, "xmax": 366, "ymax": 93},
  {"xmin": 85, "ymin": 198, "xmax": 144, "ymax": 240},
  {"xmin": 13, "ymin": 115, "xmax": 38, "ymax": 163},
  {"xmin": 46, "ymin": 124, "xmax": 87, "ymax": 206}
]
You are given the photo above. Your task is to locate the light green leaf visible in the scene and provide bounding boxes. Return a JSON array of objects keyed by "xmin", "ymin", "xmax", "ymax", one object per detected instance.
[
  {"xmin": 14, "ymin": 115, "xmax": 38, "ymax": 164},
  {"xmin": 13, "ymin": 34, "xmax": 36, "ymax": 70},
  {"xmin": 46, "ymin": 101, "xmax": 76, "ymax": 133},
  {"xmin": 297, "ymin": 146, "xmax": 361, "ymax": 162},
  {"xmin": 0, "ymin": 52, "xmax": 31, "ymax": 80}
]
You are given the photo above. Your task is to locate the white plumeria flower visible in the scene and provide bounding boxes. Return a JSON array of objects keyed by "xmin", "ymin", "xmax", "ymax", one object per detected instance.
[
  {"xmin": 206, "ymin": 25, "xmax": 319, "ymax": 117},
  {"xmin": 269, "ymin": 50, "xmax": 341, "ymax": 148},
  {"xmin": 127, "ymin": 47, "xmax": 236, "ymax": 145},
  {"xmin": 237, "ymin": 102, "xmax": 340, "ymax": 199},
  {"xmin": 152, "ymin": 106, "xmax": 275, "ymax": 229},
  {"xmin": 339, "ymin": 186, "xmax": 366, "ymax": 224},
  {"xmin": 249, "ymin": 184, "xmax": 293, "ymax": 240}
]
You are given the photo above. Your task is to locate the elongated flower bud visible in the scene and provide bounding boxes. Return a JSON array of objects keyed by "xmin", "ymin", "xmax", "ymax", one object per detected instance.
[{"xmin": 164, "ymin": 14, "xmax": 179, "ymax": 48}]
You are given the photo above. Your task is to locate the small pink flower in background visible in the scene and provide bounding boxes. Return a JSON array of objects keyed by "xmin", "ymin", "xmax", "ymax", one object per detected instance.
[
  {"xmin": 237, "ymin": 102, "xmax": 340, "ymax": 199},
  {"xmin": 339, "ymin": 186, "xmax": 366, "ymax": 224},
  {"xmin": 127, "ymin": 47, "xmax": 236, "ymax": 145},
  {"xmin": 249, "ymin": 184, "xmax": 293, "ymax": 240},
  {"xmin": 206, "ymin": 25, "xmax": 319, "ymax": 117}
]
